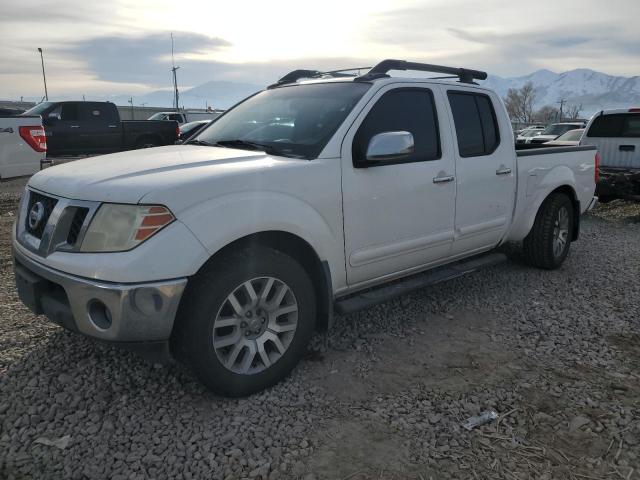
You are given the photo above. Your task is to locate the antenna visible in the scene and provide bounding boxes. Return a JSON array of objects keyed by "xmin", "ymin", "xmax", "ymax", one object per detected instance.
[{"xmin": 171, "ymin": 33, "xmax": 180, "ymax": 111}]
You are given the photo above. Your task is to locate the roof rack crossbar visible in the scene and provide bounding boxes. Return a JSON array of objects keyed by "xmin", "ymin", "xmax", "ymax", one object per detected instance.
[
  {"xmin": 356, "ymin": 59, "xmax": 487, "ymax": 84},
  {"xmin": 268, "ymin": 66, "xmax": 373, "ymax": 89}
]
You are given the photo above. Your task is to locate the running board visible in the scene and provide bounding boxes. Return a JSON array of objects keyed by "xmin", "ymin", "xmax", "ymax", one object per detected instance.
[{"xmin": 334, "ymin": 253, "xmax": 507, "ymax": 315}]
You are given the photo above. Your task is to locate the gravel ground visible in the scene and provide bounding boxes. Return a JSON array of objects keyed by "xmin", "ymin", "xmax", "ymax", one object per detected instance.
[{"xmin": 0, "ymin": 188, "xmax": 639, "ymax": 480}]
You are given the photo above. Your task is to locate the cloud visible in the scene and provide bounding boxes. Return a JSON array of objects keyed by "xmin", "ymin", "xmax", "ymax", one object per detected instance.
[{"xmin": 55, "ymin": 32, "xmax": 232, "ymax": 87}]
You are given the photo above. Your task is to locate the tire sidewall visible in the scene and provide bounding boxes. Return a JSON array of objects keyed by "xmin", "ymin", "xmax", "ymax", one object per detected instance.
[
  {"xmin": 177, "ymin": 247, "xmax": 316, "ymax": 396},
  {"xmin": 546, "ymin": 195, "xmax": 573, "ymax": 268}
]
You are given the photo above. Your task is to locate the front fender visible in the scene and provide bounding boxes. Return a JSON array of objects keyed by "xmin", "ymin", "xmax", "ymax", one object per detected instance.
[{"xmin": 177, "ymin": 190, "xmax": 346, "ymax": 288}]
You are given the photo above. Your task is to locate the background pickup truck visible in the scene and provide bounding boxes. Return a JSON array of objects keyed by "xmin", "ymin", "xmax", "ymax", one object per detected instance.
[
  {"xmin": 13, "ymin": 60, "xmax": 598, "ymax": 397},
  {"xmin": 21, "ymin": 101, "xmax": 178, "ymax": 156},
  {"xmin": 0, "ymin": 115, "xmax": 46, "ymax": 179},
  {"xmin": 148, "ymin": 110, "xmax": 223, "ymax": 124}
]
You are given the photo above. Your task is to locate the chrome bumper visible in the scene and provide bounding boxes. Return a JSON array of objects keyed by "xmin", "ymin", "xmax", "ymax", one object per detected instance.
[
  {"xmin": 586, "ymin": 195, "xmax": 599, "ymax": 212},
  {"xmin": 13, "ymin": 246, "xmax": 187, "ymax": 342}
]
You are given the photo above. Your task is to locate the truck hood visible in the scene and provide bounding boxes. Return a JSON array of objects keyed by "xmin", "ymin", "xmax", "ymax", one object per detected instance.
[{"xmin": 28, "ymin": 145, "xmax": 296, "ymax": 204}]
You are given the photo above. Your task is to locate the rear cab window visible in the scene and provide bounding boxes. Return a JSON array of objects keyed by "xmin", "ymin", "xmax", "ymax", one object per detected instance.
[
  {"xmin": 587, "ymin": 114, "xmax": 640, "ymax": 138},
  {"xmin": 447, "ymin": 91, "xmax": 500, "ymax": 157}
]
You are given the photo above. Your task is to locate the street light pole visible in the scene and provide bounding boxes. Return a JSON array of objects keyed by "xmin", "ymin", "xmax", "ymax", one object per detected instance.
[{"xmin": 37, "ymin": 48, "xmax": 48, "ymax": 101}]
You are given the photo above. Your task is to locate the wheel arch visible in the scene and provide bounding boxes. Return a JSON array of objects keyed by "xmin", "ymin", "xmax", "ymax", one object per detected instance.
[{"xmin": 193, "ymin": 230, "xmax": 334, "ymax": 332}]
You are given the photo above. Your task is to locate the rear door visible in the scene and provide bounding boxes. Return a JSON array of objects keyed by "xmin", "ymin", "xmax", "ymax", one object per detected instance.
[
  {"xmin": 444, "ymin": 88, "xmax": 516, "ymax": 256},
  {"xmin": 582, "ymin": 112, "xmax": 640, "ymax": 169},
  {"xmin": 80, "ymin": 103, "xmax": 121, "ymax": 153},
  {"xmin": 341, "ymin": 84, "xmax": 457, "ymax": 285}
]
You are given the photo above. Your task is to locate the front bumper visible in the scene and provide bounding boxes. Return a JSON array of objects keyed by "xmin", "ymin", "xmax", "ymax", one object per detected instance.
[{"xmin": 13, "ymin": 246, "xmax": 187, "ymax": 342}]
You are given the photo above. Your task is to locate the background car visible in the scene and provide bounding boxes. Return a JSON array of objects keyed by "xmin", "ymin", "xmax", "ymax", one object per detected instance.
[
  {"xmin": 529, "ymin": 122, "xmax": 586, "ymax": 144},
  {"xmin": 516, "ymin": 129, "xmax": 543, "ymax": 144},
  {"xmin": 177, "ymin": 120, "xmax": 212, "ymax": 143},
  {"xmin": 543, "ymin": 128, "xmax": 585, "ymax": 146}
]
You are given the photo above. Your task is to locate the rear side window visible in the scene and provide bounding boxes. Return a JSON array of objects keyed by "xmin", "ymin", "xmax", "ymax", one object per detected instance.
[
  {"xmin": 59, "ymin": 103, "xmax": 79, "ymax": 121},
  {"xmin": 587, "ymin": 114, "xmax": 640, "ymax": 138},
  {"xmin": 83, "ymin": 103, "xmax": 118, "ymax": 123},
  {"xmin": 353, "ymin": 88, "xmax": 440, "ymax": 166},
  {"xmin": 448, "ymin": 91, "xmax": 500, "ymax": 157}
]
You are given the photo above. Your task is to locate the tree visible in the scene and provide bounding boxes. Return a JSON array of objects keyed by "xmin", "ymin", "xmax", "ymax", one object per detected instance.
[
  {"xmin": 565, "ymin": 103, "xmax": 582, "ymax": 120},
  {"xmin": 533, "ymin": 105, "xmax": 559, "ymax": 123},
  {"xmin": 504, "ymin": 82, "xmax": 536, "ymax": 123}
]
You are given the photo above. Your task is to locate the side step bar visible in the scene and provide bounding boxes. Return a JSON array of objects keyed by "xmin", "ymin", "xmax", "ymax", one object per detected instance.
[{"xmin": 334, "ymin": 253, "xmax": 507, "ymax": 315}]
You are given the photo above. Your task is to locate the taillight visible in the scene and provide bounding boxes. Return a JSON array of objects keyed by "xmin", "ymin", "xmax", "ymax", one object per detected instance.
[
  {"xmin": 176, "ymin": 125, "xmax": 180, "ymax": 139},
  {"xmin": 19, "ymin": 126, "xmax": 47, "ymax": 152},
  {"xmin": 594, "ymin": 152, "xmax": 600, "ymax": 184},
  {"xmin": 629, "ymin": 108, "xmax": 640, "ymax": 113}
]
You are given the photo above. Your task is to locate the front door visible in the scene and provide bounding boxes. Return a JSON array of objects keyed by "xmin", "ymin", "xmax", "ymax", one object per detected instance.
[
  {"xmin": 445, "ymin": 88, "xmax": 516, "ymax": 255},
  {"xmin": 341, "ymin": 85, "xmax": 457, "ymax": 286}
]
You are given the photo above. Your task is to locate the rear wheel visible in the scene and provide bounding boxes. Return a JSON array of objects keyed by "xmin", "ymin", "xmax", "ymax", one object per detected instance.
[
  {"xmin": 523, "ymin": 193, "xmax": 573, "ymax": 270},
  {"xmin": 173, "ymin": 246, "xmax": 316, "ymax": 397}
]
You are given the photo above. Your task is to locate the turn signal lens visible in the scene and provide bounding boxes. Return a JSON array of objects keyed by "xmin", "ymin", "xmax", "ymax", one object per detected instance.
[{"xmin": 80, "ymin": 204, "xmax": 174, "ymax": 252}]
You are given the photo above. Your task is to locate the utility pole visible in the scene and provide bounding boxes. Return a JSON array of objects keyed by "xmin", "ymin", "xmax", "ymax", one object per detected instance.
[
  {"xmin": 557, "ymin": 98, "xmax": 566, "ymax": 121},
  {"xmin": 128, "ymin": 97, "xmax": 134, "ymax": 119},
  {"xmin": 37, "ymin": 48, "xmax": 48, "ymax": 101},
  {"xmin": 171, "ymin": 33, "xmax": 180, "ymax": 112}
]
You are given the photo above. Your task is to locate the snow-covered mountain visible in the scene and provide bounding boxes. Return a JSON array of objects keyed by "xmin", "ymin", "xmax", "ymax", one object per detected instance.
[
  {"xmin": 107, "ymin": 80, "xmax": 264, "ymax": 109},
  {"xmin": 482, "ymin": 69, "xmax": 640, "ymax": 116}
]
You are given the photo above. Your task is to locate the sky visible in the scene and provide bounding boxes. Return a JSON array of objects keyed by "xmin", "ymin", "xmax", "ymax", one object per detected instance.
[{"xmin": 1, "ymin": 0, "xmax": 639, "ymax": 100}]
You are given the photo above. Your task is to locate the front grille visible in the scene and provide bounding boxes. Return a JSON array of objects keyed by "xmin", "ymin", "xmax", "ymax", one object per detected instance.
[
  {"xmin": 67, "ymin": 208, "xmax": 89, "ymax": 246},
  {"xmin": 25, "ymin": 192, "xmax": 58, "ymax": 239}
]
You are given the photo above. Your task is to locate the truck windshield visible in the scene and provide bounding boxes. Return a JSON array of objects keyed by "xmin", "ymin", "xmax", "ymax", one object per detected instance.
[
  {"xmin": 193, "ymin": 82, "xmax": 371, "ymax": 159},
  {"xmin": 22, "ymin": 102, "xmax": 55, "ymax": 116}
]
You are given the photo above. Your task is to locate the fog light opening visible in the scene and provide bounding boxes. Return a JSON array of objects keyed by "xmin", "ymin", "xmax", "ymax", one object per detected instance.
[
  {"xmin": 88, "ymin": 300, "xmax": 113, "ymax": 331},
  {"xmin": 132, "ymin": 288, "xmax": 164, "ymax": 316}
]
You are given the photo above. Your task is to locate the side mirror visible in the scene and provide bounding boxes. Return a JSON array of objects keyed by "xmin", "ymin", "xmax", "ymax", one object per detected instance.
[{"xmin": 365, "ymin": 131, "xmax": 415, "ymax": 164}]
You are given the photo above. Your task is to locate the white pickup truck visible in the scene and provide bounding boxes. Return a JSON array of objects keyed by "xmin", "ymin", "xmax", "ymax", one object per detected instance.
[
  {"xmin": 12, "ymin": 60, "xmax": 598, "ymax": 396},
  {"xmin": 0, "ymin": 115, "xmax": 47, "ymax": 179}
]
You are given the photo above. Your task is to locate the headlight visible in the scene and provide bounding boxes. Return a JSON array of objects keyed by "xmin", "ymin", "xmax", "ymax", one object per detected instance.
[{"xmin": 80, "ymin": 204, "xmax": 174, "ymax": 252}]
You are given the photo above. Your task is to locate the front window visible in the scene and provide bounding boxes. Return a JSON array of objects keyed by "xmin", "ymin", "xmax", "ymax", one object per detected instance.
[{"xmin": 193, "ymin": 82, "xmax": 371, "ymax": 159}]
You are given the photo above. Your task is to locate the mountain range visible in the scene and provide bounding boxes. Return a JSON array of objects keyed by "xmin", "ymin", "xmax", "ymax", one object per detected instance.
[
  {"xmin": 482, "ymin": 69, "xmax": 640, "ymax": 116},
  {"xmin": 7, "ymin": 68, "xmax": 640, "ymax": 116}
]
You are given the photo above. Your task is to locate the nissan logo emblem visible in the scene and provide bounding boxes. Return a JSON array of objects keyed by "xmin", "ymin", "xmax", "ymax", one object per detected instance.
[{"xmin": 28, "ymin": 202, "xmax": 45, "ymax": 230}]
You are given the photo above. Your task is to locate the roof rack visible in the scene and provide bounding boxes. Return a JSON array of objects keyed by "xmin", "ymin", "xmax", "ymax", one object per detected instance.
[
  {"xmin": 355, "ymin": 59, "xmax": 487, "ymax": 84},
  {"xmin": 267, "ymin": 67, "xmax": 372, "ymax": 89},
  {"xmin": 267, "ymin": 60, "xmax": 487, "ymax": 89}
]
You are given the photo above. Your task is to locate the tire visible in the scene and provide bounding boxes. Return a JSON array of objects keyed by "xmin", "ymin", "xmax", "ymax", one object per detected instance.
[
  {"xmin": 523, "ymin": 193, "xmax": 574, "ymax": 270},
  {"xmin": 173, "ymin": 246, "xmax": 316, "ymax": 397}
]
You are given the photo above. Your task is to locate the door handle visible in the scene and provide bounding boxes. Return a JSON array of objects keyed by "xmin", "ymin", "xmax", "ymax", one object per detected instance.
[
  {"xmin": 433, "ymin": 175, "xmax": 455, "ymax": 184},
  {"xmin": 496, "ymin": 167, "xmax": 512, "ymax": 175},
  {"xmin": 70, "ymin": 125, "xmax": 80, "ymax": 128},
  {"xmin": 620, "ymin": 145, "xmax": 635, "ymax": 152},
  {"xmin": 108, "ymin": 125, "xmax": 118, "ymax": 128}
]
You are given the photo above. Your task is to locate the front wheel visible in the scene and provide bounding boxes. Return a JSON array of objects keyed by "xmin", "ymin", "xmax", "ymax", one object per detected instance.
[
  {"xmin": 523, "ymin": 193, "xmax": 574, "ymax": 270},
  {"xmin": 173, "ymin": 246, "xmax": 316, "ymax": 397}
]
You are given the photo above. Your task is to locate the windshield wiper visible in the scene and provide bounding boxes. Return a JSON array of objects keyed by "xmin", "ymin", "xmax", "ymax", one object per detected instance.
[
  {"xmin": 212, "ymin": 139, "xmax": 280, "ymax": 153},
  {"xmin": 185, "ymin": 139, "xmax": 216, "ymax": 146}
]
